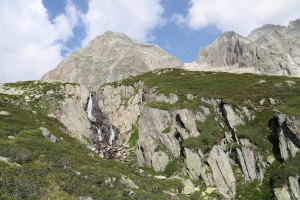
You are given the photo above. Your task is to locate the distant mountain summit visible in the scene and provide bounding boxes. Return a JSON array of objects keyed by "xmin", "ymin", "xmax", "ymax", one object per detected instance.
[
  {"xmin": 42, "ymin": 31, "xmax": 184, "ymax": 89},
  {"xmin": 185, "ymin": 19, "xmax": 300, "ymax": 77},
  {"xmin": 43, "ymin": 19, "xmax": 300, "ymax": 87}
]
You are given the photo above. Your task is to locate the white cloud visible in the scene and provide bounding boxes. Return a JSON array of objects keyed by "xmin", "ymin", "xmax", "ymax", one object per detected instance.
[
  {"xmin": 0, "ymin": 0, "xmax": 81, "ymax": 83},
  {"xmin": 82, "ymin": 0, "xmax": 164, "ymax": 46},
  {"xmin": 176, "ymin": 0, "xmax": 300, "ymax": 36}
]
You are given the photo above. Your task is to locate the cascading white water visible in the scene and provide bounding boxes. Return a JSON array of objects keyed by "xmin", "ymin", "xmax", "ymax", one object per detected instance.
[
  {"xmin": 87, "ymin": 93, "xmax": 96, "ymax": 122},
  {"xmin": 109, "ymin": 125, "xmax": 115, "ymax": 146},
  {"xmin": 99, "ymin": 150, "xmax": 104, "ymax": 158},
  {"xmin": 97, "ymin": 127, "xmax": 103, "ymax": 142}
]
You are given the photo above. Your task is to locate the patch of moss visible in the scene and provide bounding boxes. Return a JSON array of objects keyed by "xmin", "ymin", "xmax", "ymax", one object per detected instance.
[{"xmin": 162, "ymin": 127, "xmax": 171, "ymax": 134}]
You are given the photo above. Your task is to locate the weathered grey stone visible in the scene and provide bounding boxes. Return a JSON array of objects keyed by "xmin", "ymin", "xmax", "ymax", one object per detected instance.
[
  {"xmin": 156, "ymin": 93, "xmax": 179, "ymax": 104},
  {"xmin": 289, "ymin": 176, "xmax": 300, "ymax": 200},
  {"xmin": 97, "ymin": 84, "xmax": 142, "ymax": 139},
  {"xmin": 285, "ymin": 80, "xmax": 296, "ymax": 87},
  {"xmin": 186, "ymin": 94, "xmax": 195, "ymax": 100},
  {"xmin": 195, "ymin": 110, "xmax": 206, "ymax": 122},
  {"xmin": 120, "ymin": 176, "xmax": 138, "ymax": 189},
  {"xmin": 154, "ymin": 175, "xmax": 167, "ymax": 180},
  {"xmin": 8, "ymin": 136, "xmax": 14, "ymax": 140},
  {"xmin": 136, "ymin": 107, "xmax": 181, "ymax": 171},
  {"xmin": 274, "ymin": 110, "xmax": 300, "ymax": 161},
  {"xmin": 182, "ymin": 179, "xmax": 196, "ymax": 195},
  {"xmin": 199, "ymin": 106, "xmax": 210, "ymax": 116},
  {"xmin": 274, "ymin": 186, "xmax": 292, "ymax": 200},
  {"xmin": 0, "ymin": 156, "xmax": 20, "ymax": 167},
  {"xmin": 207, "ymin": 146, "xmax": 236, "ymax": 197},
  {"xmin": 184, "ymin": 148, "xmax": 202, "ymax": 180},
  {"xmin": 222, "ymin": 105, "xmax": 245, "ymax": 130},
  {"xmin": 269, "ymin": 98, "xmax": 276, "ymax": 105},
  {"xmin": 40, "ymin": 127, "xmax": 58, "ymax": 143},
  {"xmin": 259, "ymin": 99, "xmax": 266, "ymax": 105},
  {"xmin": 0, "ymin": 111, "xmax": 10, "ymax": 116},
  {"xmin": 174, "ymin": 109, "xmax": 200, "ymax": 137},
  {"xmin": 236, "ymin": 139, "xmax": 258, "ymax": 181},
  {"xmin": 79, "ymin": 197, "xmax": 93, "ymax": 200}
]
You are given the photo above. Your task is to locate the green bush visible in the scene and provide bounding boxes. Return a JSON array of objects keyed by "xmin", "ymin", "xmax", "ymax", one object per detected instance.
[
  {"xmin": 164, "ymin": 158, "xmax": 183, "ymax": 176},
  {"xmin": 128, "ymin": 126, "xmax": 139, "ymax": 147},
  {"xmin": 270, "ymin": 153, "xmax": 300, "ymax": 188}
]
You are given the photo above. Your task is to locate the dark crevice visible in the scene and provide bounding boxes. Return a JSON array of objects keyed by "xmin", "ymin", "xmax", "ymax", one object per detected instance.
[
  {"xmin": 174, "ymin": 130, "xmax": 184, "ymax": 158},
  {"xmin": 176, "ymin": 114, "xmax": 185, "ymax": 129},
  {"xmin": 268, "ymin": 117, "xmax": 283, "ymax": 162}
]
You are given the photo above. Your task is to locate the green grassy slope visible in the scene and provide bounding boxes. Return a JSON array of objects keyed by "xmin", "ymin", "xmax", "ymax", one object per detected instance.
[
  {"xmin": 0, "ymin": 83, "xmax": 184, "ymax": 200},
  {"xmin": 113, "ymin": 69, "xmax": 300, "ymax": 117}
]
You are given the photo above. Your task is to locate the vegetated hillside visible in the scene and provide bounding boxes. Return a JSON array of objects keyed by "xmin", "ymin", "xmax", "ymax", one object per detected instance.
[
  {"xmin": 96, "ymin": 68, "xmax": 300, "ymax": 199},
  {"xmin": 114, "ymin": 68, "xmax": 300, "ymax": 116},
  {"xmin": 0, "ymin": 81, "xmax": 187, "ymax": 200},
  {"xmin": 1, "ymin": 70, "xmax": 300, "ymax": 200}
]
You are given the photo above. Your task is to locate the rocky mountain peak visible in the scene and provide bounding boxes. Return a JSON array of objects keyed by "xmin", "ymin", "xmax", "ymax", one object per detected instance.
[
  {"xmin": 288, "ymin": 18, "xmax": 300, "ymax": 30},
  {"xmin": 189, "ymin": 18, "xmax": 300, "ymax": 77},
  {"xmin": 42, "ymin": 31, "xmax": 183, "ymax": 89}
]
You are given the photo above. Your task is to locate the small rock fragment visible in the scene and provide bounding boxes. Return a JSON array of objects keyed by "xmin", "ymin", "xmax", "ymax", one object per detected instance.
[
  {"xmin": 40, "ymin": 127, "xmax": 58, "ymax": 143},
  {"xmin": 0, "ymin": 111, "xmax": 10, "ymax": 116}
]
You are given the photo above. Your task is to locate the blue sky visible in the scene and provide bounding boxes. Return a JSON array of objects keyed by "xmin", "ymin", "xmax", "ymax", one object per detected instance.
[
  {"xmin": 1, "ymin": 0, "xmax": 300, "ymax": 83},
  {"xmin": 42, "ymin": 0, "xmax": 221, "ymax": 62}
]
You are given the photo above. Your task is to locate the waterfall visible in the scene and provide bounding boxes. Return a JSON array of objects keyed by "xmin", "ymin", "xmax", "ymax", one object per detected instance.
[
  {"xmin": 97, "ymin": 127, "xmax": 103, "ymax": 142},
  {"xmin": 109, "ymin": 125, "xmax": 115, "ymax": 146},
  {"xmin": 87, "ymin": 93, "xmax": 96, "ymax": 122}
]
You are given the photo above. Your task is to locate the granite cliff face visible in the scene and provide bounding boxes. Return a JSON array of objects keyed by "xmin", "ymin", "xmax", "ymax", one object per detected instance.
[
  {"xmin": 186, "ymin": 19, "xmax": 300, "ymax": 77},
  {"xmin": 42, "ymin": 31, "xmax": 183, "ymax": 89},
  {"xmin": 90, "ymin": 69, "xmax": 300, "ymax": 199}
]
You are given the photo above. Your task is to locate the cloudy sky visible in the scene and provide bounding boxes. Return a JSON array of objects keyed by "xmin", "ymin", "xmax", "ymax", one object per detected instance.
[{"xmin": 1, "ymin": 0, "xmax": 300, "ymax": 83}]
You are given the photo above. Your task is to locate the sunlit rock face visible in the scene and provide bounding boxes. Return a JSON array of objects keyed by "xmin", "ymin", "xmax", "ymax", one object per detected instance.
[
  {"xmin": 42, "ymin": 31, "xmax": 184, "ymax": 89},
  {"xmin": 186, "ymin": 19, "xmax": 300, "ymax": 77}
]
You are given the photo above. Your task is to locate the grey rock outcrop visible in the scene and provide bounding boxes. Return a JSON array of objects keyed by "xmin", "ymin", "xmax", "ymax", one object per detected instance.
[
  {"xmin": 0, "ymin": 111, "xmax": 10, "ymax": 116},
  {"xmin": 186, "ymin": 19, "xmax": 300, "ymax": 77},
  {"xmin": 0, "ymin": 81, "xmax": 91, "ymax": 143},
  {"xmin": 42, "ymin": 31, "xmax": 183, "ymax": 89},
  {"xmin": 40, "ymin": 127, "xmax": 58, "ymax": 143},
  {"xmin": 274, "ymin": 186, "xmax": 292, "ymax": 200},
  {"xmin": 136, "ymin": 107, "xmax": 178, "ymax": 171},
  {"xmin": 289, "ymin": 176, "xmax": 300, "ymax": 200},
  {"xmin": 184, "ymin": 148, "xmax": 202, "ymax": 180},
  {"xmin": 207, "ymin": 146, "xmax": 236, "ymax": 197},
  {"xmin": 274, "ymin": 110, "xmax": 300, "ymax": 161},
  {"xmin": 120, "ymin": 176, "xmax": 139, "ymax": 189},
  {"xmin": 273, "ymin": 111, "xmax": 300, "ymax": 200},
  {"xmin": 54, "ymin": 84, "xmax": 91, "ymax": 143},
  {"xmin": 236, "ymin": 138, "xmax": 266, "ymax": 182}
]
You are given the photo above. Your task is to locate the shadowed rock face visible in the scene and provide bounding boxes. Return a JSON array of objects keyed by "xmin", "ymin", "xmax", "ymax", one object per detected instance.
[
  {"xmin": 186, "ymin": 19, "xmax": 300, "ymax": 77},
  {"xmin": 42, "ymin": 31, "xmax": 184, "ymax": 89}
]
